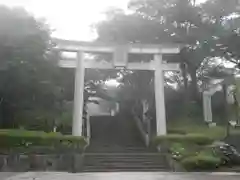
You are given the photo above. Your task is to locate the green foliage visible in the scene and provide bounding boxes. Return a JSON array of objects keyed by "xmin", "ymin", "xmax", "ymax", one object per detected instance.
[
  {"xmin": 15, "ymin": 110, "xmax": 58, "ymax": 131},
  {"xmin": 0, "ymin": 129, "xmax": 86, "ymax": 153},
  {"xmin": 0, "ymin": 5, "xmax": 116, "ymax": 130},
  {"xmin": 185, "ymin": 102, "xmax": 203, "ymax": 118},
  {"xmin": 96, "ymin": 0, "xmax": 240, "ymax": 107},
  {"xmin": 181, "ymin": 154, "xmax": 221, "ymax": 171},
  {"xmin": 155, "ymin": 134, "xmax": 214, "ymax": 145},
  {"xmin": 57, "ymin": 111, "xmax": 73, "ymax": 134},
  {"xmin": 170, "ymin": 143, "xmax": 196, "ymax": 161}
]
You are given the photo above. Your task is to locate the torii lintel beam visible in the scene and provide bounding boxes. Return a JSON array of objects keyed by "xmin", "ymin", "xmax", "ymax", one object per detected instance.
[{"xmin": 54, "ymin": 39, "xmax": 183, "ymax": 54}]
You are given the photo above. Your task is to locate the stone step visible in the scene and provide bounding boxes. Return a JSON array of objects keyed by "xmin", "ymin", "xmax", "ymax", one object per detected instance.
[
  {"xmin": 84, "ymin": 165, "xmax": 167, "ymax": 169},
  {"xmin": 85, "ymin": 154, "xmax": 166, "ymax": 160},
  {"xmin": 84, "ymin": 154, "xmax": 166, "ymax": 160},
  {"xmin": 84, "ymin": 162, "xmax": 167, "ymax": 167},
  {"xmin": 86, "ymin": 150, "xmax": 154, "ymax": 153},
  {"xmin": 83, "ymin": 153, "xmax": 169, "ymax": 172},
  {"xmin": 84, "ymin": 158, "xmax": 165, "ymax": 161},
  {"xmin": 86, "ymin": 147, "xmax": 156, "ymax": 152},
  {"xmin": 87, "ymin": 145, "xmax": 147, "ymax": 148},
  {"xmin": 84, "ymin": 153, "xmax": 163, "ymax": 156},
  {"xmin": 82, "ymin": 166, "xmax": 169, "ymax": 172},
  {"xmin": 87, "ymin": 146, "xmax": 148, "ymax": 149},
  {"xmin": 87, "ymin": 146, "xmax": 145, "ymax": 149},
  {"xmin": 82, "ymin": 169, "xmax": 168, "ymax": 172},
  {"xmin": 84, "ymin": 161, "xmax": 167, "ymax": 166},
  {"xmin": 84, "ymin": 159, "xmax": 165, "ymax": 163},
  {"xmin": 84, "ymin": 156, "xmax": 165, "ymax": 161}
]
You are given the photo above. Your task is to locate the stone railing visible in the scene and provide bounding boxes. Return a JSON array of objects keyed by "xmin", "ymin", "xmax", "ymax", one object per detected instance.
[
  {"xmin": 132, "ymin": 108, "xmax": 151, "ymax": 147},
  {"xmin": 82, "ymin": 110, "xmax": 91, "ymax": 145}
]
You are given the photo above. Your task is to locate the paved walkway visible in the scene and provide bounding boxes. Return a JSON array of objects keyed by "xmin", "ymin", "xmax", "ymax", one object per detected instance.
[
  {"xmin": 2, "ymin": 172, "xmax": 240, "ymax": 180},
  {"xmin": 0, "ymin": 172, "xmax": 20, "ymax": 180}
]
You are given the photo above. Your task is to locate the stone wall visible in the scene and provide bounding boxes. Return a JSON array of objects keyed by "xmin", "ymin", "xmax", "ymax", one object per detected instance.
[{"xmin": 0, "ymin": 153, "xmax": 84, "ymax": 172}]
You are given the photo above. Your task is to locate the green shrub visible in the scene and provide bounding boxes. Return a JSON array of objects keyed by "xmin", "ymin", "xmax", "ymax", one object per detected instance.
[
  {"xmin": 0, "ymin": 129, "xmax": 86, "ymax": 153},
  {"xmin": 181, "ymin": 154, "xmax": 221, "ymax": 171},
  {"xmin": 154, "ymin": 134, "xmax": 214, "ymax": 145},
  {"xmin": 169, "ymin": 143, "xmax": 197, "ymax": 161}
]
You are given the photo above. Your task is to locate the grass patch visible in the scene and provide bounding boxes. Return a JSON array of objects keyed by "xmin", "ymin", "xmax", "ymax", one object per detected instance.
[
  {"xmin": 154, "ymin": 134, "xmax": 214, "ymax": 145},
  {"xmin": 168, "ymin": 118, "xmax": 240, "ymax": 140},
  {"xmin": 169, "ymin": 123, "xmax": 231, "ymax": 140}
]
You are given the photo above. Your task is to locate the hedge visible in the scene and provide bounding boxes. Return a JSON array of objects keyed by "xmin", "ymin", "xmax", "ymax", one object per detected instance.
[
  {"xmin": 0, "ymin": 129, "xmax": 87, "ymax": 153},
  {"xmin": 167, "ymin": 129, "xmax": 186, "ymax": 135},
  {"xmin": 181, "ymin": 154, "xmax": 221, "ymax": 171},
  {"xmin": 154, "ymin": 134, "xmax": 214, "ymax": 145}
]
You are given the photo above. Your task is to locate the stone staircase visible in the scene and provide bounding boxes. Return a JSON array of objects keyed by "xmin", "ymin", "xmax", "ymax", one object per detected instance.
[
  {"xmin": 83, "ymin": 153, "xmax": 168, "ymax": 172},
  {"xmin": 82, "ymin": 115, "xmax": 169, "ymax": 172}
]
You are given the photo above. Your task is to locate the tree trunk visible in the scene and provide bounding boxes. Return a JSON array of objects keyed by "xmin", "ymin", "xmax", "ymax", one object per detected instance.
[
  {"xmin": 189, "ymin": 68, "xmax": 198, "ymax": 102},
  {"xmin": 141, "ymin": 99, "xmax": 149, "ymax": 121},
  {"xmin": 181, "ymin": 62, "xmax": 188, "ymax": 94},
  {"xmin": 223, "ymin": 84, "xmax": 230, "ymax": 136},
  {"xmin": 181, "ymin": 62, "xmax": 190, "ymax": 116}
]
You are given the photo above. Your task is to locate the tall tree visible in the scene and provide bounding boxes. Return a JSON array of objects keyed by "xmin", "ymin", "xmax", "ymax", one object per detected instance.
[
  {"xmin": 96, "ymin": 0, "xmax": 240, "ymax": 101},
  {"xmin": 0, "ymin": 6, "xmax": 58, "ymax": 128}
]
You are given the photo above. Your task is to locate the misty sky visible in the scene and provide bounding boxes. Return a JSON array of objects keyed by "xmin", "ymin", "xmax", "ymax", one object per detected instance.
[{"xmin": 0, "ymin": 0, "xmax": 206, "ymax": 41}]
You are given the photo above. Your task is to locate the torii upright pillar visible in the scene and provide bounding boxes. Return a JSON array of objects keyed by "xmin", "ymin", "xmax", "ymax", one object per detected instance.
[
  {"xmin": 154, "ymin": 54, "xmax": 167, "ymax": 135},
  {"xmin": 72, "ymin": 51, "xmax": 85, "ymax": 136}
]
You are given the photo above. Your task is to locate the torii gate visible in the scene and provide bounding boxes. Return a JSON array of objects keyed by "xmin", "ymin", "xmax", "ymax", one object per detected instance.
[{"xmin": 55, "ymin": 39, "xmax": 182, "ymax": 137}]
